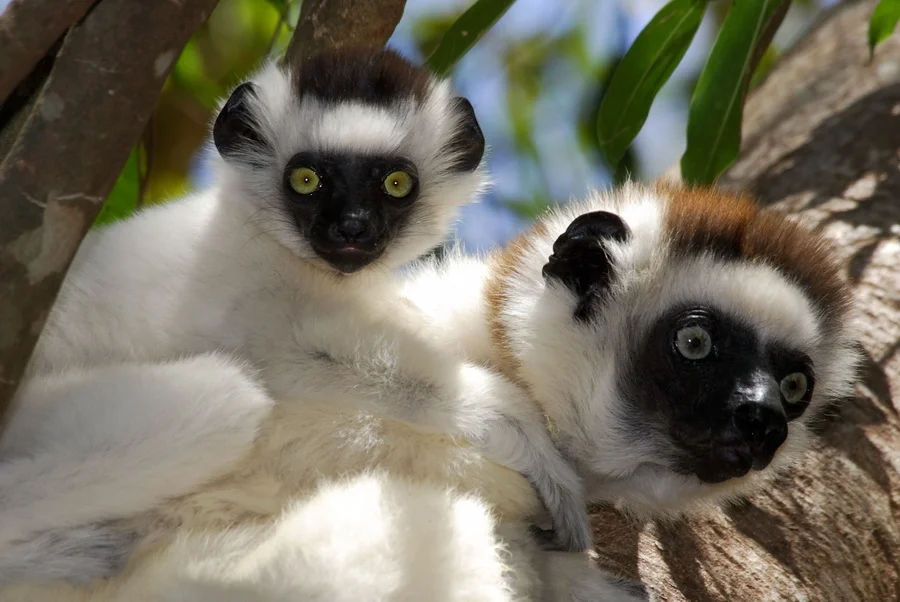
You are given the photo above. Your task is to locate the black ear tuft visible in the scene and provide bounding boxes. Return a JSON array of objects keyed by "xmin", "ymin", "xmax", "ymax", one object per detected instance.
[
  {"xmin": 552, "ymin": 211, "xmax": 630, "ymax": 253},
  {"xmin": 445, "ymin": 97, "xmax": 485, "ymax": 173},
  {"xmin": 213, "ymin": 82, "xmax": 269, "ymax": 162},
  {"xmin": 542, "ymin": 211, "xmax": 631, "ymax": 322}
]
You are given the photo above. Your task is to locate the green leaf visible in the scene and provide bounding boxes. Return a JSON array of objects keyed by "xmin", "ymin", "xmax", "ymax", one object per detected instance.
[
  {"xmin": 869, "ymin": 0, "xmax": 900, "ymax": 56},
  {"xmin": 596, "ymin": 0, "xmax": 708, "ymax": 168},
  {"xmin": 425, "ymin": 0, "xmax": 518, "ymax": 76},
  {"xmin": 94, "ymin": 148, "xmax": 140, "ymax": 227},
  {"xmin": 505, "ymin": 195, "xmax": 550, "ymax": 220},
  {"xmin": 681, "ymin": 0, "xmax": 785, "ymax": 186}
]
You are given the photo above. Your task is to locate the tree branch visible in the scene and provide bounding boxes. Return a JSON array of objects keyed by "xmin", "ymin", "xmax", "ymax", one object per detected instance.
[
  {"xmin": 281, "ymin": 0, "xmax": 407, "ymax": 69},
  {"xmin": 0, "ymin": 0, "xmax": 219, "ymax": 421},
  {"xmin": 0, "ymin": 0, "xmax": 98, "ymax": 105}
]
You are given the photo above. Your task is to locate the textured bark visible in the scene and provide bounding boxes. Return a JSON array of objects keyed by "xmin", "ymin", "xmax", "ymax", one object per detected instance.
[
  {"xmin": 0, "ymin": 0, "xmax": 218, "ymax": 420},
  {"xmin": 281, "ymin": 0, "xmax": 407, "ymax": 70},
  {"xmin": 592, "ymin": 1, "xmax": 900, "ymax": 600},
  {"xmin": 0, "ymin": 0, "xmax": 97, "ymax": 105}
]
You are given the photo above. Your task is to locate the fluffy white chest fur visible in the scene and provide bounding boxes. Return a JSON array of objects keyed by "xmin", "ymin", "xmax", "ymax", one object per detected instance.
[{"xmin": 0, "ymin": 398, "xmax": 636, "ymax": 602}]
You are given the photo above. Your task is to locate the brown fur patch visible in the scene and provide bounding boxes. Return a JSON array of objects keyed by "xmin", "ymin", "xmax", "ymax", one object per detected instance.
[
  {"xmin": 292, "ymin": 47, "xmax": 432, "ymax": 105},
  {"xmin": 657, "ymin": 182, "xmax": 853, "ymax": 335},
  {"xmin": 484, "ymin": 222, "xmax": 548, "ymax": 383}
]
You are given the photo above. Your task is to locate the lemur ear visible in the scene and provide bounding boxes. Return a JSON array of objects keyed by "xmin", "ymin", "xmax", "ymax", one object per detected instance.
[
  {"xmin": 213, "ymin": 82, "xmax": 270, "ymax": 163},
  {"xmin": 542, "ymin": 211, "xmax": 630, "ymax": 321},
  {"xmin": 445, "ymin": 97, "xmax": 485, "ymax": 173}
]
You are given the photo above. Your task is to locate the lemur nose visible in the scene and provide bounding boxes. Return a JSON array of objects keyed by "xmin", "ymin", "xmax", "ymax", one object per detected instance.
[
  {"xmin": 329, "ymin": 217, "xmax": 374, "ymax": 245},
  {"xmin": 732, "ymin": 403, "xmax": 788, "ymax": 458}
]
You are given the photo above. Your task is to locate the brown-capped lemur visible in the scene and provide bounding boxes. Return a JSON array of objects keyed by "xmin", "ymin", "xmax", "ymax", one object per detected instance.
[{"xmin": 404, "ymin": 181, "xmax": 858, "ymax": 515}]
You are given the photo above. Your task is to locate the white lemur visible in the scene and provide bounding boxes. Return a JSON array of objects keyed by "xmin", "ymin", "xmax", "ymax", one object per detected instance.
[
  {"xmin": 0, "ymin": 182, "xmax": 857, "ymax": 602},
  {"xmin": 0, "ymin": 48, "xmax": 592, "ymax": 584}
]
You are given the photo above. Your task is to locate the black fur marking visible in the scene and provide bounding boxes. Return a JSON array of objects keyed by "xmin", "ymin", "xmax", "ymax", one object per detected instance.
[
  {"xmin": 282, "ymin": 150, "xmax": 420, "ymax": 273},
  {"xmin": 213, "ymin": 82, "xmax": 271, "ymax": 164},
  {"xmin": 542, "ymin": 211, "xmax": 630, "ymax": 321},
  {"xmin": 443, "ymin": 97, "xmax": 485, "ymax": 173},
  {"xmin": 295, "ymin": 48, "xmax": 433, "ymax": 107},
  {"xmin": 622, "ymin": 305, "xmax": 813, "ymax": 484}
]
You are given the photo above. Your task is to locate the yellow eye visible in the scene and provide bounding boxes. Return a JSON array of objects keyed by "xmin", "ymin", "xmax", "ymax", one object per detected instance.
[
  {"xmin": 289, "ymin": 167, "xmax": 320, "ymax": 194},
  {"xmin": 383, "ymin": 170, "xmax": 414, "ymax": 198}
]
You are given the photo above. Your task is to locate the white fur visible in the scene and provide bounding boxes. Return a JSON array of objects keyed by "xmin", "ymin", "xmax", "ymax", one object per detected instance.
[
  {"xmin": 0, "ymin": 56, "xmax": 591, "ymax": 586},
  {"xmin": 0, "ymin": 397, "xmax": 642, "ymax": 601},
  {"xmin": 0, "ymin": 475, "xmax": 516, "ymax": 602},
  {"xmin": 0, "ymin": 355, "xmax": 273, "ymax": 584}
]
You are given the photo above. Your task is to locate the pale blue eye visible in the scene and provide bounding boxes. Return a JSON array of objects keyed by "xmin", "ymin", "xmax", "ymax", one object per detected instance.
[
  {"xmin": 675, "ymin": 325, "xmax": 712, "ymax": 360},
  {"xmin": 780, "ymin": 372, "xmax": 808, "ymax": 403}
]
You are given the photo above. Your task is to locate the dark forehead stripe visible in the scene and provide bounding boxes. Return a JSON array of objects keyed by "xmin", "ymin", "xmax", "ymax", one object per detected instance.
[
  {"xmin": 658, "ymin": 182, "xmax": 853, "ymax": 335},
  {"xmin": 292, "ymin": 48, "xmax": 433, "ymax": 106}
]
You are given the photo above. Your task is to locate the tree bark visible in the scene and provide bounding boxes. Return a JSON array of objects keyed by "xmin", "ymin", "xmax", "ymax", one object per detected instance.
[
  {"xmin": 0, "ymin": 0, "xmax": 221, "ymax": 422},
  {"xmin": 0, "ymin": 0, "xmax": 98, "ymax": 105},
  {"xmin": 281, "ymin": 0, "xmax": 407, "ymax": 70},
  {"xmin": 592, "ymin": 1, "xmax": 900, "ymax": 600}
]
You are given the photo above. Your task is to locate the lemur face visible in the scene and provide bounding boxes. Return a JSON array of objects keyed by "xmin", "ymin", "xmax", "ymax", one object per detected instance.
[
  {"xmin": 628, "ymin": 303, "xmax": 813, "ymax": 484},
  {"xmin": 493, "ymin": 183, "xmax": 858, "ymax": 515},
  {"xmin": 212, "ymin": 49, "xmax": 485, "ymax": 274},
  {"xmin": 279, "ymin": 151, "xmax": 422, "ymax": 273}
]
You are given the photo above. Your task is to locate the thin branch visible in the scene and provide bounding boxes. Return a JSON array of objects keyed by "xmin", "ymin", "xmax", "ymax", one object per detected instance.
[
  {"xmin": 265, "ymin": 0, "xmax": 292, "ymax": 58},
  {"xmin": 281, "ymin": 0, "xmax": 407, "ymax": 70},
  {"xmin": 0, "ymin": 0, "xmax": 98, "ymax": 105},
  {"xmin": 0, "ymin": 0, "xmax": 219, "ymax": 421}
]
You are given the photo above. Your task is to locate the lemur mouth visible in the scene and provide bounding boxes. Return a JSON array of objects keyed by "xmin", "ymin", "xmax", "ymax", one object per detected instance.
[
  {"xmin": 317, "ymin": 245, "xmax": 381, "ymax": 274},
  {"xmin": 681, "ymin": 443, "xmax": 776, "ymax": 484}
]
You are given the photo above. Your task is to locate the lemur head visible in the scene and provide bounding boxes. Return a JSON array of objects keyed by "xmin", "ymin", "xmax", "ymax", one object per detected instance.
[
  {"xmin": 488, "ymin": 182, "xmax": 858, "ymax": 517},
  {"xmin": 212, "ymin": 48, "xmax": 485, "ymax": 274}
]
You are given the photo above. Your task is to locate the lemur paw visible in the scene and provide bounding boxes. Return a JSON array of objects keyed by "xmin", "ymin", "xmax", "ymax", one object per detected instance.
[
  {"xmin": 542, "ymin": 211, "xmax": 630, "ymax": 321},
  {"xmin": 0, "ymin": 524, "xmax": 139, "ymax": 586},
  {"xmin": 529, "ymin": 490, "xmax": 593, "ymax": 553}
]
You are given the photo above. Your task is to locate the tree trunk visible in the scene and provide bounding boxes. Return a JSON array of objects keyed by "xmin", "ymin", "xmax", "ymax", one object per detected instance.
[
  {"xmin": 0, "ymin": 0, "xmax": 220, "ymax": 420},
  {"xmin": 592, "ymin": 1, "xmax": 900, "ymax": 599}
]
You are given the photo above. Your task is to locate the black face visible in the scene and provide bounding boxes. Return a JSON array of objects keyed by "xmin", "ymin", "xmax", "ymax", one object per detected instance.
[
  {"xmin": 625, "ymin": 306, "xmax": 815, "ymax": 484},
  {"xmin": 278, "ymin": 151, "xmax": 420, "ymax": 273},
  {"xmin": 212, "ymin": 73, "xmax": 485, "ymax": 274}
]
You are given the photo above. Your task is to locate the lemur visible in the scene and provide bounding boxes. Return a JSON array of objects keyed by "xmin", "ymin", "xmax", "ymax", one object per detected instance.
[
  {"xmin": 0, "ymin": 182, "xmax": 856, "ymax": 602},
  {"xmin": 0, "ymin": 48, "xmax": 591, "ymax": 585},
  {"xmin": 402, "ymin": 180, "xmax": 859, "ymax": 516}
]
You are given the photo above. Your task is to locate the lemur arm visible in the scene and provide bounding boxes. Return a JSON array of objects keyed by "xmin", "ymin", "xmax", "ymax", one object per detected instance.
[
  {"xmin": 260, "ymin": 307, "xmax": 591, "ymax": 553},
  {"xmin": 0, "ymin": 354, "xmax": 273, "ymax": 585},
  {"xmin": 398, "ymin": 250, "xmax": 499, "ymax": 364}
]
